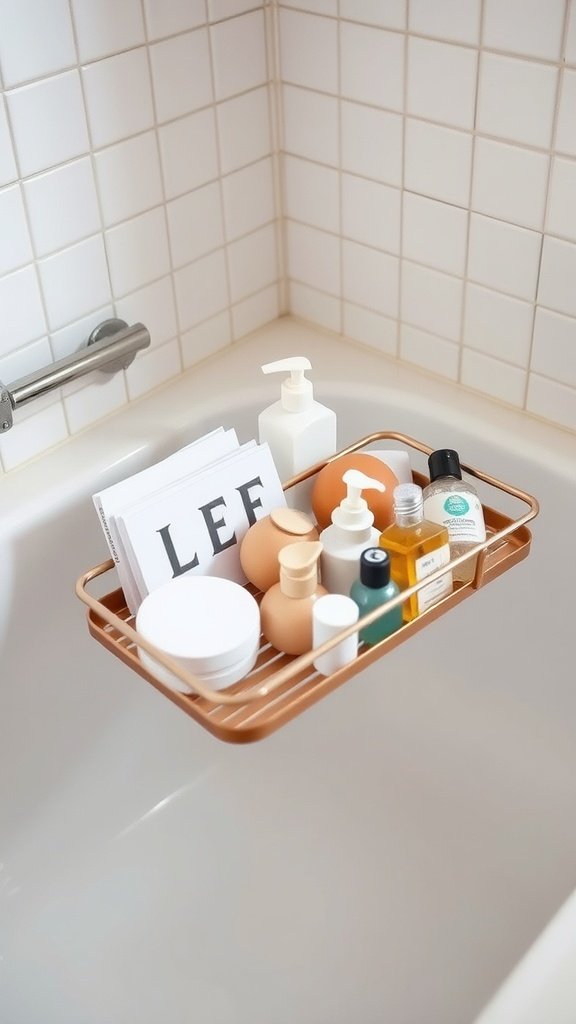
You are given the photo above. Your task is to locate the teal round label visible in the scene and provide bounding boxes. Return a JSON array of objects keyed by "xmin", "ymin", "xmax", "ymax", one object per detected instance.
[{"xmin": 444, "ymin": 494, "xmax": 469, "ymax": 516}]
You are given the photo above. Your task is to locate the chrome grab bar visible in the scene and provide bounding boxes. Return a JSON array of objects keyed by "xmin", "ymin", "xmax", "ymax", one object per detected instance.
[{"xmin": 0, "ymin": 318, "xmax": 150, "ymax": 433}]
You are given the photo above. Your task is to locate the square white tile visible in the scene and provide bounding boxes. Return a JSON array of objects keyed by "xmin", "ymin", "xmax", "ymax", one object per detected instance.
[
  {"xmin": 283, "ymin": 86, "xmax": 338, "ymax": 166},
  {"xmin": 531, "ymin": 306, "xmax": 576, "ymax": 387},
  {"xmin": 526, "ymin": 374, "xmax": 576, "ymax": 432},
  {"xmin": 401, "ymin": 260, "xmax": 463, "ymax": 341},
  {"xmin": 483, "ymin": 0, "xmax": 565, "ymax": 61},
  {"xmin": 472, "ymin": 138, "xmax": 549, "ymax": 231},
  {"xmin": 126, "ymin": 338, "xmax": 181, "ymax": 400},
  {"xmin": 290, "ymin": 282, "xmax": 341, "ymax": 333},
  {"xmin": 64, "ymin": 372, "xmax": 128, "ymax": 434},
  {"xmin": 38, "ymin": 234, "xmax": 111, "ymax": 331},
  {"xmin": 284, "ymin": 156, "xmax": 339, "ymax": 233},
  {"xmin": 95, "ymin": 132, "xmax": 163, "ymax": 227},
  {"xmin": 209, "ymin": 0, "xmax": 262, "ymax": 18},
  {"xmin": 339, "ymin": 0, "xmax": 406, "ymax": 30},
  {"xmin": 0, "ymin": 101, "xmax": 17, "ymax": 186},
  {"xmin": 407, "ymin": 38, "xmax": 477, "ymax": 131},
  {"xmin": 0, "ymin": 265, "xmax": 46, "ymax": 356},
  {"xmin": 144, "ymin": 0, "xmax": 206, "ymax": 39},
  {"xmin": 344, "ymin": 303, "xmax": 397, "ymax": 356},
  {"xmin": 342, "ymin": 239, "xmax": 399, "ymax": 318},
  {"xmin": 409, "ymin": 0, "xmax": 480, "ymax": 45},
  {"xmin": 0, "ymin": 0, "xmax": 75, "ymax": 88},
  {"xmin": 0, "ymin": 185, "xmax": 33, "ymax": 275},
  {"xmin": 180, "ymin": 310, "xmax": 231, "ymax": 368},
  {"xmin": 211, "ymin": 10, "xmax": 268, "ymax": 100},
  {"xmin": 467, "ymin": 213, "xmax": 541, "ymax": 301},
  {"xmin": 175, "ymin": 248, "xmax": 229, "ymax": 330},
  {"xmin": 402, "ymin": 192, "xmax": 468, "ymax": 276},
  {"xmin": 547, "ymin": 157, "xmax": 576, "ymax": 244},
  {"xmin": 287, "ymin": 221, "xmax": 340, "ymax": 296},
  {"xmin": 463, "ymin": 283, "xmax": 533, "ymax": 367},
  {"xmin": 149, "ymin": 30, "xmax": 212, "ymax": 124},
  {"xmin": 538, "ymin": 236, "xmax": 576, "ymax": 318},
  {"xmin": 105, "ymin": 207, "xmax": 170, "ymax": 297},
  {"xmin": 400, "ymin": 323, "xmax": 460, "ymax": 380},
  {"xmin": 222, "ymin": 157, "xmax": 275, "ymax": 241},
  {"xmin": 115, "ymin": 275, "xmax": 177, "ymax": 349},
  {"xmin": 0, "ymin": 402, "xmax": 68, "ymax": 470},
  {"xmin": 477, "ymin": 53, "xmax": 558, "ymax": 150},
  {"xmin": 340, "ymin": 22, "xmax": 404, "ymax": 110},
  {"xmin": 167, "ymin": 182, "xmax": 224, "ymax": 268},
  {"xmin": 24, "ymin": 157, "xmax": 101, "ymax": 258},
  {"xmin": 83, "ymin": 49, "xmax": 154, "ymax": 149},
  {"xmin": 217, "ymin": 87, "xmax": 271, "ymax": 174},
  {"xmin": 279, "ymin": 9, "xmax": 338, "ymax": 94},
  {"xmin": 71, "ymin": 0, "xmax": 145, "ymax": 63},
  {"xmin": 342, "ymin": 174, "xmax": 401, "ymax": 254},
  {"xmin": 555, "ymin": 70, "xmax": 576, "ymax": 157},
  {"xmin": 460, "ymin": 347, "xmax": 526, "ymax": 407},
  {"xmin": 159, "ymin": 109, "xmax": 219, "ymax": 200},
  {"xmin": 404, "ymin": 118, "xmax": 473, "ymax": 208},
  {"xmin": 280, "ymin": 0, "xmax": 337, "ymax": 14},
  {"xmin": 7, "ymin": 72, "xmax": 89, "ymax": 177},
  {"xmin": 341, "ymin": 101, "xmax": 402, "ymax": 187},
  {"xmin": 232, "ymin": 283, "xmax": 279, "ymax": 340},
  {"xmin": 228, "ymin": 223, "xmax": 277, "ymax": 303}
]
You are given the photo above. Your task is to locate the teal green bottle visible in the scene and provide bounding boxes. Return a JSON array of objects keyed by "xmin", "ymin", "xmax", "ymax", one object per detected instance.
[{"xmin": 350, "ymin": 547, "xmax": 403, "ymax": 645}]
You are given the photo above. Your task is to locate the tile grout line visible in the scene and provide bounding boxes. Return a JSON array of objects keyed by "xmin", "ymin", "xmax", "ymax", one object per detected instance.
[
  {"xmin": 204, "ymin": 1, "xmax": 236, "ymax": 347},
  {"xmin": 521, "ymin": 0, "xmax": 573, "ymax": 412},
  {"xmin": 265, "ymin": 0, "xmax": 288, "ymax": 316},
  {"xmin": 336, "ymin": 0, "xmax": 344, "ymax": 337},
  {"xmin": 140, "ymin": 0, "xmax": 186, "ymax": 384},
  {"xmin": 456, "ymin": 0, "xmax": 485, "ymax": 384},
  {"xmin": 398, "ymin": 0, "xmax": 409, "ymax": 361}
]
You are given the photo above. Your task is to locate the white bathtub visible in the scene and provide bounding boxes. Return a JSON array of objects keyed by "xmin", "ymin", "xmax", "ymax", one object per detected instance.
[{"xmin": 1, "ymin": 318, "xmax": 575, "ymax": 1024}]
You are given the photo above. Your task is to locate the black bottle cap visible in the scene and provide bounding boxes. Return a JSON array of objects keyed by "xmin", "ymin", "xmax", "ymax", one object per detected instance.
[
  {"xmin": 428, "ymin": 448, "xmax": 462, "ymax": 482},
  {"xmin": 359, "ymin": 547, "xmax": 391, "ymax": 588}
]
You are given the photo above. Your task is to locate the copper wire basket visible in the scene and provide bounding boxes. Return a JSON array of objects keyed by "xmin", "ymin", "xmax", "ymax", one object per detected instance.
[{"xmin": 76, "ymin": 432, "xmax": 539, "ymax": 744}]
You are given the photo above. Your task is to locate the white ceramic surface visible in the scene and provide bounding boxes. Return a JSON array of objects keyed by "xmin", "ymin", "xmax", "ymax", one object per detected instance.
[{"xmin": 0, "ymin": 318, "xmax": 575, "ymax": 1024}]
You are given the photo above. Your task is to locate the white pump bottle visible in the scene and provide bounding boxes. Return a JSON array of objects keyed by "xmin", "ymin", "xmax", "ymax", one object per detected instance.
[
  {"xmin": 319, "ymin": 469, "xmax": 385, "ymax": 595},
  {"xmin": 258, "ymin": 357, "xmax": 337, "ymax": 489}
]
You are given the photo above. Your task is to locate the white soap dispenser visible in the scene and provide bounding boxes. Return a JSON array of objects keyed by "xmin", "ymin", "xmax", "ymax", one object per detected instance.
[
  {"xmin": 319, "ymin": 469, "xmax": 385, "ymax": 595},
  {"xmin": 258, "ymin": 357, "xmax": 337, "ymax": 489}
]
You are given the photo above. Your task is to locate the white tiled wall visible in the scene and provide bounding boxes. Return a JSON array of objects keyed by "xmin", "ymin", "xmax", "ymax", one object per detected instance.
[
  {"xmin": 0, "ymin": 0, "xmax": 280, "ymax": 472},
  {"xmin": 1, "ymin": 0, "xmax": 576, "ymax": 476},
  {"xmin": 280, "ymin": 0, "xmax": 576, "ymax": 435}
]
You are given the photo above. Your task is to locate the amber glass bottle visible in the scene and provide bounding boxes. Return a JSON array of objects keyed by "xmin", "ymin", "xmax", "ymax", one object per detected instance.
[{"xmin": 379, "ymin": 483, "xmax": 453, "ymax": 623}]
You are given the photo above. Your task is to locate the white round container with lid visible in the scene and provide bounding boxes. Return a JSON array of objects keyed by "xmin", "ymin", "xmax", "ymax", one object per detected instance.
[{"xmin": 136, "ymin": 576, "xmax": 261, "ymax": 693}]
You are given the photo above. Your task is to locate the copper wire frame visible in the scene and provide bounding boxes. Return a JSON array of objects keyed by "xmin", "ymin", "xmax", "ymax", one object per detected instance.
[{"xmin": 76, "ymin": 431, "xmax": 539, "ymax": 744}]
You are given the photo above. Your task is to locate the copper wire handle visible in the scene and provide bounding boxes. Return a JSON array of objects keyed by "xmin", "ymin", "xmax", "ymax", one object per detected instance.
[{"xmin": 76, "ymin": 431, "xmax": 539, "ymax": 742}]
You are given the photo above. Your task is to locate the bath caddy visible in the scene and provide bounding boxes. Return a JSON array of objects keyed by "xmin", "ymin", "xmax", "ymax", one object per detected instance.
[{"xmin": 77, "ymin": 432, "xmax": 538, "ymax": 744}]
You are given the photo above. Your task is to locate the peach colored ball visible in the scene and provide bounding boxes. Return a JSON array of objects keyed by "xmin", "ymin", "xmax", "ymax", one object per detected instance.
[{"xmin": 312, "ymin": 453, "xmax": 399, "ymax": 531}]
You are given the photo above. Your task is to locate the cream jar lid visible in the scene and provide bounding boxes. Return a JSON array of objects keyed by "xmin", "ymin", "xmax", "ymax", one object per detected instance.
[{"xmin": 136, "ymin": 576, "xmax": 261, "ymax": 677}]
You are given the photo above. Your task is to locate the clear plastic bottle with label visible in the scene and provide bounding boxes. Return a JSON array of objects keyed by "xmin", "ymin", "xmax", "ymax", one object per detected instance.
[
  {"xmin": 379, "ymin": 483, "xmax": 453, "ymax": 623},
  {"xmin": 423, "ymin": 449, "xmax": 486, "ymax": 583}
]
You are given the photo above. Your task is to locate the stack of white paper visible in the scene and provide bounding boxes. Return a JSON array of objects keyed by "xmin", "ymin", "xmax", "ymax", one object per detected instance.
[{"xmin": 93, "ymin": 426, "xmax": 286, "ymax": 614}]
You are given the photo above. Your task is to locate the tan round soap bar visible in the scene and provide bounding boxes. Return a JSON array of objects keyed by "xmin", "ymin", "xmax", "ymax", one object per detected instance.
[
  {"xmin": 239, "ymin": 506, "xmax": 319, "ymax": 593},
  {"xmin": 312, "ymin": 453, "xmax": 399, "ymax": 531}
]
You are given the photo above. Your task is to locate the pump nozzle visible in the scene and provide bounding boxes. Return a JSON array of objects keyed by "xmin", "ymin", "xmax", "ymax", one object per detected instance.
[
  {"xmin": 331, "ymin": 469, "xmax": 385, "ymax": 531},
  {"xmin": 261, "ymin": 356, "xmax": 313, "ymax": 413}
]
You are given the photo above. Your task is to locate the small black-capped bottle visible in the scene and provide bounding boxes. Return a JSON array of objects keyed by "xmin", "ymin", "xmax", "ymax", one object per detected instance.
[{"xmin": 349, "ymin": 548, "xmax": 403, "ymax": 645}]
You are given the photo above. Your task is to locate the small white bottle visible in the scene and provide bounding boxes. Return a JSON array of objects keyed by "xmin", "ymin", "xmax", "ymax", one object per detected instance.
[
  {"xmin": 319, "ymin": 468, "xmax": 385, "ymax": 595},
  {"xmin": 258, "ymin": 357, "xmax": 337, "ymax": 509},
  {"xmin": 423, "ymin": 449, "xmax": 486, "ymax": 583}
]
